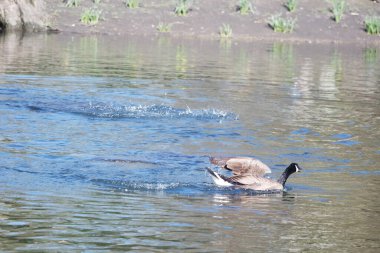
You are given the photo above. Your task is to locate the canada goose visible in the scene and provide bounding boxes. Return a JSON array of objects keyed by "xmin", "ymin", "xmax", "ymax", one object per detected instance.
[{"xmin": 206, "ymin": 157, "xmax": 302, "ymax": 191}]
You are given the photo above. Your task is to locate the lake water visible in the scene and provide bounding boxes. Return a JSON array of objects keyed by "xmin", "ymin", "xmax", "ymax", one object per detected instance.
[{"xmin": 0, "ymin": 33, "xmax": 379, "ymax": 252}]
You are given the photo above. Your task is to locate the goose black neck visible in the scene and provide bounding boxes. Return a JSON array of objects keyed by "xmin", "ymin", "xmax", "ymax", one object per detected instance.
[{"xmin": 277, "ymin": 165, "xmax": 293, "ymax": 186}]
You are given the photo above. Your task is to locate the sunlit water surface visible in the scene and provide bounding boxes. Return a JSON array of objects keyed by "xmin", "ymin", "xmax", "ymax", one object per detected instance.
[{"xmin": 0, "ymin": 33, "xmax": 379, "ymax": 252}]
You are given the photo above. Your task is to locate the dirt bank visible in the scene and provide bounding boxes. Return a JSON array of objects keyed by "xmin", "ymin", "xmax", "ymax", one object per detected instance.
[
  {"xmin": 1, "ymin": 0, "xmax": 379, "ymax": 44},
  {"xmin": 44, "ymin": 0, "xmax": 380, "ymax": 44}
]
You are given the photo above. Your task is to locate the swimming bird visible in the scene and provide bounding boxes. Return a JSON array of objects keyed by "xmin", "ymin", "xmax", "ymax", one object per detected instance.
[{"xmin": 206, "ymin": 157, "xmax": 302, "ymax": 191}]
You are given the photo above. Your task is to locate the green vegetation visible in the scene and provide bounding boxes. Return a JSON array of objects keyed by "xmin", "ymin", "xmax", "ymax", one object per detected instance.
[
  {"xmin": 175, "ymin": 0, "xmax": 191, "ymax": 16},
  {"xmin": 157, "ymin": 22, "xmax": 172, "ymax": 33},
  {"xmin": 268, "ymin": 14, "xmax": 296, "ymax": 33},
  {"xmin": 237, "ymin": 0, "xmax": 253, "ymax": 15},
  {"xmin": 80, "ymin": 8, "xmax": 101, "ymax": 25},
  {"xmin": 284, "ymin": 0, "xmax": 297, "ymax": 12},
  {"xmin": 364, "ymin": 16, "xmax": 380, "ymax": 35},
  {"xmin": 125, "ymin": 0, "xmax": 139, "ymax": 9},
  {"xmin": 331, "ymin": 0, "xmax": 345, "ymax": 23},
  {"xmin": 94, "ymin": 0, "xmax": 100, "ymax": 4},
  {"xmin": 66, "ymin": 0, "xmax": 80, "ymax": 7},
  {"xmin": 219, "ymin": 24, "xmax": 232, "ymax": 38}
]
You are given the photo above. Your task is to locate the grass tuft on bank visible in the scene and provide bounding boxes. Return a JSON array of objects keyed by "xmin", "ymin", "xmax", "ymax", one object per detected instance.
[
  {"xmin": 81, "ymin": 8, "xmax": 101, "ymax": 25},
  {"xmin": 157, "ymin": 22, "xmax": 172, "ymax": 33},
  {"xmin": 175, "ymin": 0, "xmax": 191, "ymax": 16},
  {"xmin": 330, "ymin": 0, "xmax": 345, "ymax": 23},
  {"xmin": 237, "ymin": 0, "xmax": 254, "ymax": 15},
  {"xmin": 219, "ymin": 24, "xmax": 232, "ymax": 38},
  {"xmin": 66, "ymin": 0, "xmax": 80, "ymax": 8},
  {"xmin": 125, "ymin": 0, "xmax": 140, "ymax": 9},
  {"xmin": 364, "ymin": 16, "xmax": 380, "ymax": 35},
  {"xmin": 285, "ymin": 0, "xmax": 297, "ymax": 12},
  {"xmin": 268, "ymin": 14, "xmax": 296, "ymax": 33}
]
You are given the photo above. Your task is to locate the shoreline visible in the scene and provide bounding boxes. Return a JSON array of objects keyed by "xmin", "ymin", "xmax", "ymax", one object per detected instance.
[{"xmin": 48, "ymin": 29, "xmax": 380, "ymax": 47}]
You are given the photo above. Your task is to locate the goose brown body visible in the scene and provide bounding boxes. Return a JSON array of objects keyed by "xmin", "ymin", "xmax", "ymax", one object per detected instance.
[
  {"xmin": 210, "ymin": 156, "xmax": 272, "ymax": 177},
  {"xmin": 207, "ymin": 157, "xmax": 302, "ymax": 191}
]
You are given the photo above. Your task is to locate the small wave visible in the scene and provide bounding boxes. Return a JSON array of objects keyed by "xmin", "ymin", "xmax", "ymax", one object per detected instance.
[
  {"xmin": 93, "ymin": 158, "xmax": 161, "ymax": 165},
  {"xmin": 82, "ymin": 102, "xmax": 237, "ymax": 120},
  {"xmin": 331, "ymin": 133, "xmax": 352, "ymax": 139},
  {"xmin": 333, "ymin": 140, "xmax": 360, "ymax": 146},
  {"xmin": 92, "ymin": 179, "xmax": 181, "ymax": 191}
]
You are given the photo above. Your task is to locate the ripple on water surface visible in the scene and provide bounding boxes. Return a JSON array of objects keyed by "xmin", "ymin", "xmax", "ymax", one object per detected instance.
[{"xmin": 0, "ymin": 35, "xmax": 379, "ymax": 252}]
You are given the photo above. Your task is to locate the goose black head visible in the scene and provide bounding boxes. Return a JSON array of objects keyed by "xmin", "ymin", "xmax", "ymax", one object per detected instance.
[
  {"xmin": 277, "ymin": 163, "xmax": 303, "ymax": 186},
  {"xmin": 288, "ymin": 163, "xmax": 302, "ymax": 174}
]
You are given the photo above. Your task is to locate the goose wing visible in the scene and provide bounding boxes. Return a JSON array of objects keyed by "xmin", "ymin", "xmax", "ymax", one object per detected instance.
[
  {"xmin": 225, "ymin": 175, "xmax": 262, "ymax": 185},
  {"xmin": 210, "ymin": 156, "xmax": 271, "ymax": 176},
  {"xmin": 226, "ymin": 175, "xmax": 283, "ymax": 191}
]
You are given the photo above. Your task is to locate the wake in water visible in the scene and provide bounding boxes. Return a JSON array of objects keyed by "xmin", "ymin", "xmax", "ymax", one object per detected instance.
[
  {"xmin": 0, "ymin": 84, "xmax": 237, "ymax": 121},
  {"xmin": 92, "ymin": 179, "xmax": 181, "ymax": 191},
  {"xmin": 91, "ymin": 177, "xmax": 287, "ymax": 197},
  {"xmin": 83, "ymin": 102, "xmax": 238, "ymax": 121},
  {"xmin": 19, "ymin": 99, "xmax": 238, "ymax": 121}
]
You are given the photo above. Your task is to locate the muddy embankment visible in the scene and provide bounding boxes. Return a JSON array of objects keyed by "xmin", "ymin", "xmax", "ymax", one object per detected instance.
[{"xmin": 0, "ymin": 0, "xmax": 379, "ymax": 45}]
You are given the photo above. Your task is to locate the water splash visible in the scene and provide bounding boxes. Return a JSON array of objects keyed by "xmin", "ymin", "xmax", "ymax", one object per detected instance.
[
  {"xmin": 124, "ymin": 182, "xmax": 181, "ymax": 191},
  {"xmin": 82, "ymin": 102, "xmax": 237, "ymax": 120},
  {"xmin": 1, "ymin": 84, "xmax": 238, "ymax": 121},
  {"xmin": 92, "ymin": 179, "xmax": 181, "ymax": 192},
  {"xmin": 92, "ymin": 178, "xmax": 286, "ymax": 196}
]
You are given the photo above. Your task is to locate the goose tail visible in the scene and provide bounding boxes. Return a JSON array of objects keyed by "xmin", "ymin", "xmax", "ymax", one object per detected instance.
[{"xmin": 205, "ymin": 167, "xmax": 233, "ymax": 187}]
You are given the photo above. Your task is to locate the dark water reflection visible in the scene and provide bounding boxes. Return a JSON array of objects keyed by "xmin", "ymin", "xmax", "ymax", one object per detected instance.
[{"xmin": 0, "ymin": 33, "xmax": 379, "ymax": 252}]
